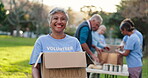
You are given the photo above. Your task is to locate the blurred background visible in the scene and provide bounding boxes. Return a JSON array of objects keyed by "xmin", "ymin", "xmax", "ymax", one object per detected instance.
[{"xmin": 0, "ymin": 0, "xmax": 147, "ymax": 78}]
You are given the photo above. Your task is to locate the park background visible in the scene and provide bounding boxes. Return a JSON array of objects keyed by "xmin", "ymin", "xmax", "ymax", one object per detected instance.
[{"xmin": 0, "ymin": 0, "xmax": 148, "ymax": 78}]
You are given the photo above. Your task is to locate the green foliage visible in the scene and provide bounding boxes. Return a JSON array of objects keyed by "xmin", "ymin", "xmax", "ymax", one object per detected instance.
[
  {"xmin": 37, "ymin": 26, "xmax": 50, "ymax": 35},
  {"xmin": 65, "ymin": 26, "xmax": 76, "ymax": 36},
  {"xmin": 106, "ymin": 12, "xmax": 125, "ymax": 38},
  {"xmin": 0, "ymin": 1, "xmax": 7, "ymax": 24},
  {"xmin": 98, "ymin": 11, "xmax": 124, "ymax": 38},
  {"xmin": 0, "ymin": 2, "xmax": 12, "ymax": 32},
  {"xmin": 0, "ymin": 0, "xmax": 50, "ymax": 36},
  {"xmin": 117, "ymin": 0, "xmax": 148, "ymax": 55}
]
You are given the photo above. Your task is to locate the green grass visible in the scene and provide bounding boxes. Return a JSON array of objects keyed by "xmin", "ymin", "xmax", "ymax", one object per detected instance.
[
  {"xmin": 0, "ymin": 36, "xmax": 35, "ymax": 47},
  {"xmin": 0, "ymin": 35, "xmax": 36, "ymax": 78},
  {"xmin": 142, "ymin": 57, "xmax": 148, "ymax": 78},
  {"xmin": 0, "ymin": 35, "xmax": 148, "ymax": 78}
]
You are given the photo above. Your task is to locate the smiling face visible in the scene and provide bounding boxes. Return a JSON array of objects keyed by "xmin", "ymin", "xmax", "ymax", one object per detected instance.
[
  {"xmin": 91, "ymin": 20, "xmax": 100, "ymax": 31},
  {"xmin": 99, "ymin": 28, "xmax": 106, "ymax": 34},
  {"xmin": 98, "ymin": 26, "xmax": 106, "ymax": 34},
  {"xmin": 50, "ymin": 12, "xmax": 67, "ymax": 33}
]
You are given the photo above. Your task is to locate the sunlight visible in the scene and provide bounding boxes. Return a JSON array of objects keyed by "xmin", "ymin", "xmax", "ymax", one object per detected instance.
[{"xmin": 42, "ymin": 0, "xmax": 121, "ymax": 12}]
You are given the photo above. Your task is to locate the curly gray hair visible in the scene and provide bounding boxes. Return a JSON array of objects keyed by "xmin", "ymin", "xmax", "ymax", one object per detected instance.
[
  {"xmin": 47, "ymin": 7, "xmax": 69, "ymax": 24},
  {"xmin": 90, "ymin": 14, "xmax": 103, "ymax": 24}
]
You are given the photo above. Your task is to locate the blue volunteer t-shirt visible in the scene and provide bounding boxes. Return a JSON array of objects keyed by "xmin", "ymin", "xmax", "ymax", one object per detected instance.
[
  {"xmin": 29, "ymin": 34, "xmax": 82, "ymax": 65},
  {"xmin": 92, "ymin": 31, "xmax": 106, "ymax": 49},
  {"xmin": 97, "ymin": 34, "xmax": 106, "ymax": 48},
  {"xmin": 124, "ymin": 33, "xmax": 143, "ymax": 68},
  {"xmin": 123, "ymin": 29, "xmax": 143, "ymax": 47}
]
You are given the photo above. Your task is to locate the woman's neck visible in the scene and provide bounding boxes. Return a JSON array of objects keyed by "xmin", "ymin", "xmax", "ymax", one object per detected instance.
[
  {"xmin": 50, "ymin": 33, "xmax": 66, "ymax": 39},
  {"xmin": 127, "ymin": 32, "xmax": 133, "ymax": 36}
]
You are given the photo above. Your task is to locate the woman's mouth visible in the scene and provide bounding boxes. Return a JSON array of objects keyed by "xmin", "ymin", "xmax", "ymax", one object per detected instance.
[{"xmin": 55, "ymin": 24, "xmax": 64, "ymax": 28}]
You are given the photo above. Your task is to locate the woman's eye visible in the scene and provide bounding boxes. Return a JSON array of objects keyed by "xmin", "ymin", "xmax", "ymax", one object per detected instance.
[
  {"xmin": 53, "ymin": 18, "xmax": 58, "ymax": 20},
  {"xmin": 61, "ymin": 18, "xmax": 66, "ymax": 21}
]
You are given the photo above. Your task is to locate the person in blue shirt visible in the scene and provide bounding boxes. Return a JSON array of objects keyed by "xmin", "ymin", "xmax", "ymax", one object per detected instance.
[
  {"xmin": 75, "ymin": 14, "xmax": 103, "ymax": 63},
  {"xmin": 92, "ymin": 25, "xmax": 109, "ymax": 50},
  {"xmin": 75, "ymin": 14, "xmax": 103, "ymax": 78},
  {"xmin": 91, "ymin": 25, "xmax": 110, "ymax": 78},
  {"xmin": 29, "ymin": 7, "xmax": 82, "ymax": 78},
  {"xmin": 119, "ymin": 20, "xmax": 142, "ymax": 78},
  {"xmin": 120, "ymin": 19, "xmax": 143, "ymax": 52}
]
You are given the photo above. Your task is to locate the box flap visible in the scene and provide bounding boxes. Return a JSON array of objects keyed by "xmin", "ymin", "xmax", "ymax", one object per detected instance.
[
  {"xmin": 86, "ymin": 53, "xmax": 94, "ymax": 65},
  {"xmin": 43, "ymin": 52, "xmax": 86, "ymax": 69},
  {"xmin": 34, "ymin": 52, "xmax": 43, "ymax": 67},
  {"xmin": 104, "ymin": 45, "xmax": 119, "ymax": 52}
]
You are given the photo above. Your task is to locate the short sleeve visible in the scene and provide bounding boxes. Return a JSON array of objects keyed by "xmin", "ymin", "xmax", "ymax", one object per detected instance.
[
  {"xmin": 124, "ymin": 36, "xmax": 135, "ymax": 50},
  {"xmin": 123, "ymin": 35, "xmax": 128, "ymax": 43},
  {"xmin": 75, "ymin": 38, "xmax": 83, "ymax": 52},
  {"xmin": 29, "ymin": 39, "xmax": 42, "ymax": 65}
]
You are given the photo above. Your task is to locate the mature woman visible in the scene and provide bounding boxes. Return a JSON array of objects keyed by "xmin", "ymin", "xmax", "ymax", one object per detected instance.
[
  {"xmin": 29, "ymin": 7, "xmax": 82, "ymax": 78},
  {"xmin": 119, "ymin": 19, "xmax": 143, "ymax": 78}
]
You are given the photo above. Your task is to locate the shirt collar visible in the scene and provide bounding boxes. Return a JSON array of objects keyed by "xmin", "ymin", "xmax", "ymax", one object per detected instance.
[{"xmin": 86, "ymin": 20, "xmax": 91, "ymax": 29}]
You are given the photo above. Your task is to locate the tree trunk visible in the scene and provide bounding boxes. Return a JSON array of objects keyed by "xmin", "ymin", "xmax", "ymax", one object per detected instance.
[{"xmin": 16, "ymin": 25, "xmax": 21, "ymax": 37}]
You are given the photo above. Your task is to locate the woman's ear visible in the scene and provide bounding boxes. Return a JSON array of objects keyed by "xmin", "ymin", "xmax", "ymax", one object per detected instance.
[{"xmin": 127, "ymin": 27, "xmax": 130, "ymax": 31}]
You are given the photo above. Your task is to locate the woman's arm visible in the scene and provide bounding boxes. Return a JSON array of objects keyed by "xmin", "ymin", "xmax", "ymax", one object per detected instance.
[
  {"xmin": 120, "ymin": 50, "xmax": 130, "ymax": 56},
  {"xmin": 32, "ymin": 64, "xmax": 40, "ymax": 78}
]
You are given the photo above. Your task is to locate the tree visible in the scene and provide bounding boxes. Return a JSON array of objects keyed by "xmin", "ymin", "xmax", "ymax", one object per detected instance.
[
  {"xmin": 104, "ymin": 12, "xmax": 124, "ymax": 38},
  {"xmin": 6, "ymin": 0, "xmax": 31, "ymax": 36},
  {"xmin": 67, "ymin": 7, "xmax": 75, "ymax": 26},
  {"xmin": 0, "ymin": 1, "xmax": 7, "ymax": 25},
  {"xmin": 4, "ymin": 0, "xmax": 50, "ymax": 37},
  {"xmin": 80, "ymin": 5, "xmax": 99, "ymax": 20},
  {"xmin": 120, "ymin": 0, "xmax": 147, "ymax": 21},
  {"xmin": 0, "ymin": 1, "xmax": 13, "ymax": 33},
  {"xmin": 117, "ymin": 0, "xmax": 148, "ymax": 55},
  {"xmin": 29, "ymin": 1, "xmax": 49, "ymax": 37}
]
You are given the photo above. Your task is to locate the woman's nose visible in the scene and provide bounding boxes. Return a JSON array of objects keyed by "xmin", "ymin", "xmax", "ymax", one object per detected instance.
[{"xmin": 57, "ymin": 19, "xmax": 62, "ymax": 23}]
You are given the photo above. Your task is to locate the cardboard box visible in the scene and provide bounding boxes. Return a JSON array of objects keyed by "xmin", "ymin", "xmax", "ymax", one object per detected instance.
[
  {"xmin": 35, "ymin": 52, "xmax": 87, "ymax": 78},
  {"xmin": 103, "ymin": 45, "xmax": 119, "ymax": 52},
  {"xmin": 106, "ymin": 52, "xmax": 123, "ymax": 65},
  {"xmin": 99, "ymin": 52, "xmax": 123, "ymax": 65},
  {"xmin": 98, "ymin": 52, "xmax": 109, "ymax": 64},
  {"xmin": 98, "ymin": 45, "xmax": 123, "ymax": 65}
]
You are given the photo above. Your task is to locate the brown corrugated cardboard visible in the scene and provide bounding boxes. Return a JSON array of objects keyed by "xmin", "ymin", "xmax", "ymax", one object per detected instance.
[
  {"xmin": 103, "ymin": 45, "xmax": 119, "ymax": 52},
  {"xmin": 44, "ymin": 52, "xmax": 86, "ymax": 69},
  {"xmin": 106, "ymin": 52, "xmax": 123, "ymax": 65},
  {"xmin": 98, "ymin": 52, "xmax": 109, "ymax": 64},
  {"xmin": 37, "ymin": 52, "xmax": 87, "ymax": 78},
  {"xmin": 98, "ymin": 45, "xmax": 123, "ymax": 65},
  {"xmin": 98, "ymin": 52, "xmax": 123, "ymax": 65}
]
